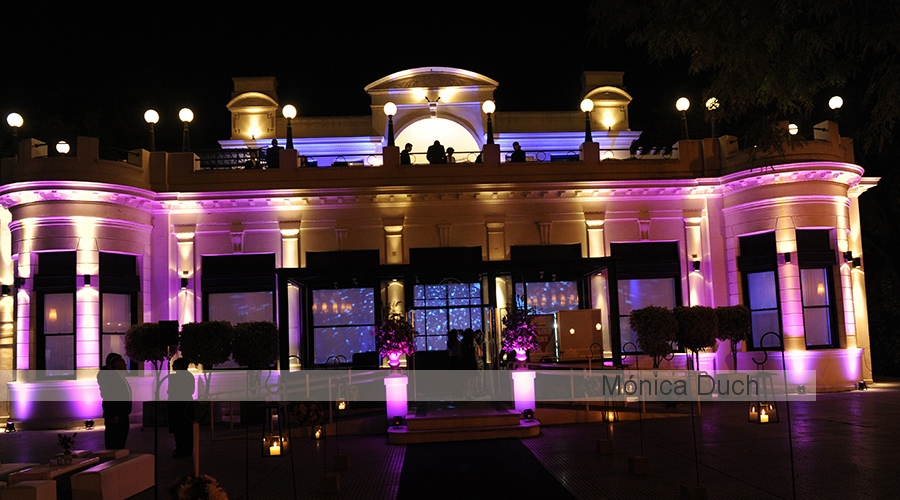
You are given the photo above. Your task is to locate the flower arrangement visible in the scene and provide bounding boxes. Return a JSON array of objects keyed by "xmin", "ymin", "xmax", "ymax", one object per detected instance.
[
  {"xmin": 57, "ymin": 433, "xmax": 77, "ymax": 452},
  {"xmin": 168, "ymin": 474, "xmax": 228, "ymax": 500},
  {"xmin": 374, "ymin": 309, "xmax": 417, "ymax": 358},
  {"xmin": 501, "ymin": 297, "xmax": 540, "ymax": 354}
]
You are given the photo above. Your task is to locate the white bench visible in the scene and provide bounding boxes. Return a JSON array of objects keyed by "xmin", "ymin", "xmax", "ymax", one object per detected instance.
[
  {"xmin": 70, "ymin": 454, "xmax": 153, "ymax": 500},
  {"xmin": 0, "ymin": 465, "xmax": 40, "ymax": 485},
  {"xmin": 0, "ymin": 480, "xmax": 56, "ymax": 500}
]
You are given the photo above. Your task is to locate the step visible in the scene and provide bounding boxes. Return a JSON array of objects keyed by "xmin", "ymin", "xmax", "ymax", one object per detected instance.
[
  {"xmin": 388, "ymin": 420, "xmax": 541, "ymax": 445},
  {"xmin": 406, "ymin": 410, "xmax": 522, "ymax": 431}
]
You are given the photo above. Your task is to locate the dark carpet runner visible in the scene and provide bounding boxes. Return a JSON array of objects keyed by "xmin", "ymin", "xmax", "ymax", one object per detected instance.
[{"xmin": 396, "ymin": 437, "xmax": 576, "ymax": 500}]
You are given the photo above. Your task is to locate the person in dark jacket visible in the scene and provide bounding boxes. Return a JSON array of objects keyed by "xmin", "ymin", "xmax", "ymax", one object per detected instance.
[
  {"xmin": 97, "ymin": 353, "xmax": 132, "ymax": 449},
  {"xmin": 167, "ymin": 357, "xmax": 196, "ymax": 458},
  {"xmin": 400, "ymin": 143, "xmax": 413, "ymax": 165}
]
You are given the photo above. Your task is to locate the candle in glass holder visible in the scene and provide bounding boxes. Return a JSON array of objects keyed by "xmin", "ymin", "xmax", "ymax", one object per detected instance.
[
  {"xmin": 759, "ymin": 410, "xmax": 769, "ymax": 423},
  {"xmin": 269, "ymin": 442, "xmax": 281, "ymax": 456}
]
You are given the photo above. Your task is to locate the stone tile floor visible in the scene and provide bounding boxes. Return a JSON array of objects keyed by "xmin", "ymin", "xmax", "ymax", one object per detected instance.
[{"xmin": 3, "ymin": 378, "xmax": 899, "ymax": 499}]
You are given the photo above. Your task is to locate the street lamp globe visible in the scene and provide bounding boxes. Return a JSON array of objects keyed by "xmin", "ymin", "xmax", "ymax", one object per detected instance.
[
  {"xmin": 580, "ymin": 98, "xmax": 594, "ymax": 113},
  {"xmin": 828, "ymin": 96, "xmax": 843, "ymax": 110},
  {"xmin": 56, "ymin": 141, "xmax": 70, "ymax": 155},
  {"xmin": 7, "ymin": 113, "xmax": 23, "ymax": 128},
  {"xmin": 144, "ymin": 109, "xmax": 159, "ymax": 125},
  {"xmin": 676, "ymin": 97, "xmax": 691, "ymax": 112},
  {"xmin": 282, "ymin": 104, "xmax": 297, "ymax": 120},
  {"xmin": 179, "ymin": 108, "xmax": 194, "ymax": 123},
  {"xmin": 481, "ymin": 100, "xmax": 495, "ymax": 115},
  {"xmin": 705, "ymin": 97, "xmax": 719, "ymax": 111},
  {"xmin": 383, "ymin": 102, "xmax": 397, "ymax": 117},
  {"xmin": 788, "ymin": 123, "xmax": 799, "ymax": 135}
]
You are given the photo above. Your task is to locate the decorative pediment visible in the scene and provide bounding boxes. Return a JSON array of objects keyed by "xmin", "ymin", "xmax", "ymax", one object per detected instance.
[
  {"xmin": 226, "ymin": 92, "xmax": 279, "ymax": 111},
  {"xmin": 365, "ymin": 67, "xmax": 498, "ymax": 93}
]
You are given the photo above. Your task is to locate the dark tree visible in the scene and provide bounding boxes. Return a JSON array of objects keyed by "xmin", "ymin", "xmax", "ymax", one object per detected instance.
[{"xmin": 630, "ymin": 306, "xmax": 678, "ymax": 368}]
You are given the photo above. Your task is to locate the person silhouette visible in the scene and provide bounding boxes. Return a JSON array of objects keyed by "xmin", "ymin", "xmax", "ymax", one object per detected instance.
[
  {"xmin": 400, "ymin": 143, "xmax": 413, "ymax": 165},
  {"xmin": 510, "ymin": 141, "xmax": 526, "ymax": 162},
  {"xmin": 97, "ymin": 353, "xmax": 132, "ymax": 449},
  {"xmin": 426, "ymin": 140, "xmax": 446, "ymax": 164}
]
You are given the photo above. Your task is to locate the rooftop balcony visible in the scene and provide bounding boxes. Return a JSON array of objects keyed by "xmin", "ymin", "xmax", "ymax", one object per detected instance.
[{"xmin": 0, "ymin": 121, "xmax": 854, "ymax": 196}]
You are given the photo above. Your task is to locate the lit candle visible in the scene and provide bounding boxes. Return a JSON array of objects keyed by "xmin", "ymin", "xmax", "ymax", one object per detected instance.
[
  {"xmin": 315, "ymin": 429, "xmax": 322, "ymax": 440},
  {"xmin": 269, "ymin": 443, "xmax": 281, "ymax": 456},
  {"xmin": 749, "ymin": 406, "xmax": 758, "ymax": 420},
  {"xmin": 760, "ymin": 410, "xmax": 769, "ymax": 423}
]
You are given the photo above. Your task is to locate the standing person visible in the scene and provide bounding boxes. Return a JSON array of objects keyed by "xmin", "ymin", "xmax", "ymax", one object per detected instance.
[
  {"xmin": 447, "ymin": 329, "xmax": 460, "ymax": 370},
  {"xmin": 426, "ymin": 140, "xmax": 446, "ymax": 164},
  {"xmin": 446, "ymin": 147, "xmax": 456, "ymax": 163},
  {"xmin": 510, "ymin": 142, "xmax": 526, "ymax": 162},
  {"xmin": 97, "ymin": 353, "xmax": 132, "ymax": 450},
  {"xmin": 167, "ymin": 358, "xmax": 195, "ymax": 458},
  {"xmin": 265, "ymin": 139, "xmax": 282, "ymax": 169},
  {"xmin": 474, "ymin": 330, "xmax": 485, "ymax": 395},
  {"xmin": 460, "ymin": 329, "xmax": 478, "ymax": 399},
  {"xmin": 400, "ymin": 143, "xmax": 413, "ymax": 165}
]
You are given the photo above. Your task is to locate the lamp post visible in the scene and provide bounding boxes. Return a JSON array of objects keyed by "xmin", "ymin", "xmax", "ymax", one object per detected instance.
[
  {"xmin": 705, "ymin": 97, "xmax": 719, "ymax": 138},
  {"xmin": 144, "ymin": 109, "xmax": 159, "ymax": 151},
  {"xmin": 383, "ymin": 101, "xmax": 396, "ymax": 147},
  {"xmin": 676, "ymin": 97, "xmax": 691, "ymax": 140},
  {"xmin": 482, "ymin": 100, "xmax": 495, "ymax": 145},
  {"xmin": 7, "ymin": 112, "xmax": 23, "ymax": 142},
  {"xmin": 179, "ymin": 108, "xmax": 193, "ymax": 152},
  {"xmin": 282, "ymin": 104, "xmax": 297, "ymax": 150},
  {"xmin": 580, "ymin": 98, "xmax": 594, "ymax": 143},
  {"xmin": 828, "ymin": 95, "xmax": 843, "ymax": 121}
]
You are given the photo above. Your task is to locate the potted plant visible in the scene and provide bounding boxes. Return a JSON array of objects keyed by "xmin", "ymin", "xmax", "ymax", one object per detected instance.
[
  {"xmin": 375, "ymin": 310, "xmax": 417, "ymax": 367},
  {"xmin": 168, "ymin": 474, "xmax": 228, "ymax": 500},
  {"xmin": 179, "ymin": 321, "xmax": 234, "ymax": 396},
  {"xmin": 57, "ymin": 433, "xmax": 76, "ymax": 464},
  {"xmin": 716, "ymin": 305, "xmax": 751, "ymax": 369},
  {"xmin": 232, "ymin": 321, "xmax": 279, "ymax": 369},
  {"xmin": 674, "ymin": 305, "xmax": 719, "ymax": 370},
  {"xmin": 501, "ymin": 297, "xmax": 540, "ymax": 362},
  {"xmin": 125, "ymin": 322, "xmax": 169, "ymax": 396},
  {"xmin": 630, "ymin": 305, "xmax": 678, "ymax": 368}
]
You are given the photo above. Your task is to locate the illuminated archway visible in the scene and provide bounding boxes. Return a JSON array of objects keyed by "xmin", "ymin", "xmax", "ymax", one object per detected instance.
[{"xmin": 396, "ymin": 118, "xmax": 481, "ymax": 163}]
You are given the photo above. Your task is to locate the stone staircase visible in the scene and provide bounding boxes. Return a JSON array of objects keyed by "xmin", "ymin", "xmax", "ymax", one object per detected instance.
[{"xmin": 387, "ymin": 401, "xmax": 540, "ymax": 444}]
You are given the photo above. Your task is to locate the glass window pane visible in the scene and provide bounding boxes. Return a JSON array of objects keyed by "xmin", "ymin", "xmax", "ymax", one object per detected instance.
[
  {"xmin": 426, "ymin": 308, "xmax": 447, "ymax": 333},
  {"xmin": 102, "ymin": 293, "xmax": 131, "ymax": 333},
  {"xmin": 804, "ymin": 308, "xmax": 832, "ymax": 346},
  {"xmin": 314, "ymin": 325, "xmax": 375, "ymax": 364},
  {"xmin": 617, "ymin": 279, "xmax": 676, "ymax": 315},
  {"xmin": 209, "ymin": 291, "xmax": 273, "ymax": 323},
  {"xmin": 801, "ymin": 268, "xmax": 830, "ymax": 307},
  {"xmin": 751, "ymin": 310, "xmax": 781, "ymax": 346},
  {"xmin": 44, "ymin": 293, "xmax": 74, "ymax": 334},
  {"xmin": 45, "ymin": 335, "xmax": 74, "ymax": 375},
  {"xmin": 311, "ymin": 288, "xmax": 373, "ymax": 326},
  {"xmin": 747, "ymin": 272, "xmax": 777, "ymax": 309},
  {"xmin": 102, "ymin": 334, "xmax": 127, "ymax": 365},
  {"xmin": 525, "ymin": 281, "xmax": 579, "ymax": 314},
  {"xmin": 619, "ymin": 317, "xmax": 638, "ymax": 351}
]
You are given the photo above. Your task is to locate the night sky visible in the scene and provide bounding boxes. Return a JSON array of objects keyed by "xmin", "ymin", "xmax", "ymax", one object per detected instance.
[{"xmin": 1, "ymin": 3, "xmax": 699, "ymax": 152}]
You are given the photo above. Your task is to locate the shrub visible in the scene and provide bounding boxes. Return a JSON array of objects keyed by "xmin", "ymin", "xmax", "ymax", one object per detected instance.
[
  {"xmin": 716, "ymin": 305, "xmax": 751, "ymax": 369},
  {"xmin": 630, "ymin": 306, "xmax": 677, "ymax": 368},
  {"xmin": 232, "ymin": 321, "xmax": 279, "ymax": 368},
  {"xmin": 674, "ymin": 305, "xmax": 719, "ymax": 369}
]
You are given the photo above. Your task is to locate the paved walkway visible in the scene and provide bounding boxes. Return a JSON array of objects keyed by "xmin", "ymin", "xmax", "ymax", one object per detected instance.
[{"xmin": 3, "ymin": 379, "xmax": 900, "ymax": 499}]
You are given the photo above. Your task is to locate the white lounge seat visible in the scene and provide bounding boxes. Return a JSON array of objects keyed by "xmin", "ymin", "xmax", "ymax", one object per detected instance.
[
  {"xmin": 0, "ymin": 480, "xmax": 56, "ymax": 500},
  {"xmin": 70, "ymin": 454, "xmax": 153, "ymax": 500}
]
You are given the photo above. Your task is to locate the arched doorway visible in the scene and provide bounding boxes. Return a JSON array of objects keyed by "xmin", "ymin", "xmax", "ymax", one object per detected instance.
[{"xmin": 396, "ymin": 118, "xmax": 481, "ymax": 163}]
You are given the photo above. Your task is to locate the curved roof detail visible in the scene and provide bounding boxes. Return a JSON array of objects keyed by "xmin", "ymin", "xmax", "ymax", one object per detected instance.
[
  {"xmin": 584, "ymin": 86, "xmax": 633, "ymax": 103},
  {"xmin": 226, "ymin": 91, "xmax": 279, "ymax": 111},
  {"xmin": 365, "ymin": 67, "xmax": 499, "ymax": 93}
]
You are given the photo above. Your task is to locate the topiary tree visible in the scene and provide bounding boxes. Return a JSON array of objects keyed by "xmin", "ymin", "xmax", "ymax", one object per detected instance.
[
  {"xmin": 125, "ymin": 322, "xmax": 168, "ymax": 372},
  {"xmin": 674, "ymin": 305, "xmax": 719, "ymax": 370},
  {"xmin": 179, "ymin": 321, "xmax": 234, "ymax": 396},
  {"xmin": 716, "ymin": 305, "xmax": 751, "ymax": 370},
  {"xmin": 232, "ymin": 321, "xmax": 279, "ymax": 369},
  {"xmin": 630, "ymin": 306, "xmax": 678, "ymax": 368},
  {"xmin": 125, "ymin": 322, "xmax": 169, "ymax": 399}
]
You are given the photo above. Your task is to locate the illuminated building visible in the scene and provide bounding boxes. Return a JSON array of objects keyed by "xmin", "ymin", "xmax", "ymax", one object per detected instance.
[{"xmin": 0, "ymin": 68, "xmax": 877, "ymax": 425}]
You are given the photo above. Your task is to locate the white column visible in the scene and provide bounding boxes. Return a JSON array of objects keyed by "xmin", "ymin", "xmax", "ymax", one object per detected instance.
[
  {"xmin": 175, "ymin": 226, "xmax": 196, "ymax": 326},
  {"xmin": 76, "ymin": 238, "xmax": 99, "ymax": 370},
  {"xmin": 775, "ymin": 219, "xmax": 804, "ymax": 351},
  {"xmin": 486, "ymin": 221, "xmax": 506, "ymax": 261},
  {"xmin": 585, "ymin": 215, "xmax": 606, "ymax": 258},
  {"xmin": 383, "ymin": 220, "xmax": 404, "ymax": 265}
]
